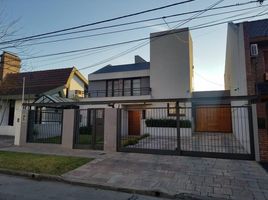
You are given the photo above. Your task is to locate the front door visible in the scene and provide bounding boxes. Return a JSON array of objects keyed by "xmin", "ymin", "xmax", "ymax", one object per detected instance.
[{"xmin": 128, "ymin": 111, "xmax": 140, "ymax": 135}]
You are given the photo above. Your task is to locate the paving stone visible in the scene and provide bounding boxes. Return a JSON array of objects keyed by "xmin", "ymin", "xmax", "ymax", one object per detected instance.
[
  {"xmin": 252, "ymin": 191, "xmax": 266, "ymax": 200},
  {"xmin": 213, "ymin": 187, "xmax": 233, "ymax": 196}
]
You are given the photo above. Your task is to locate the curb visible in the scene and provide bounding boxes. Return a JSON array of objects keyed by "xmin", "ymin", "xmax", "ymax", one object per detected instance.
[
  {"xmin": 0, "ymin": 169, "xmax": 225, "ymax": 200},
  {"xmin": 0, "ymin": 169, "xmax": 175, "ymax": 199}
]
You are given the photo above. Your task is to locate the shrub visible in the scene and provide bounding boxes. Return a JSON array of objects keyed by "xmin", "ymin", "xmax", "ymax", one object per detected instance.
[
  {"xmin": 145, "ymin": 119, "xmax": 191, "ymax": 128},
  {"xmin": 123, "ymin": 134, "xmax": 150, "ymax": 147},
  {"xmin": 79, "ymin": 126, "xmax": 91, "ymax": 135}
]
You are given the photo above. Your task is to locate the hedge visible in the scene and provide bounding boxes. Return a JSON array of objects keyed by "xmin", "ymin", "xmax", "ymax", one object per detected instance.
[
  {"xmin": 145, "ymin": 119, "xmax": 191, "ymax": 128},
  {"xmin": 79, "ymin": 126, "xmax": 91, "ymax": 135}
]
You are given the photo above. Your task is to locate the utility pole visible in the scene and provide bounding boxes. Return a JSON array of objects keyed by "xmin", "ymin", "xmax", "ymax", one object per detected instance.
[{"xmin": 22, "ymin": 77, "xmax": 25, "ymax": 106}]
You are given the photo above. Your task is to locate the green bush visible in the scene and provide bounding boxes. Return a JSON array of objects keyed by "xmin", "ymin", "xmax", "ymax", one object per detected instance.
[
  {"xmin": 123, "ymin": 134, "xmax": 150, "ymax": 147},
  {"xmin": 79, "ymin": 126, "xmax": 91, "ymax": 135},
  {"xmin": 145, "ymin": 119, "xmax": 191, "ymax": 128}
]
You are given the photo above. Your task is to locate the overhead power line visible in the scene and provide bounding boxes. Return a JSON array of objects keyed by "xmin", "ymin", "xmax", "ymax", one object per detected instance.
[
  {"xmin": 18, "ymin": 9, "xmax": 267, "ymax": 61},
  {"xmin": 0, "ymin": 0, "xmax": 263, "ymax": 47},
  {"xmin": 2, "ymin": 4, "xmax": 265, "ymax": 49},
  {"xmin": 0, "ymin": 0, "xmax": 195, "ymax": 46},
  {"xmin": 78, "ymin": 10, "xmax": 268, "ymax": 71}
]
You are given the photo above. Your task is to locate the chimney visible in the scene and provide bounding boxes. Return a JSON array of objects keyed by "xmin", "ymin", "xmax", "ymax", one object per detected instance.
[
  {"xmin": 134, "ymin": 55, "xmax": 146, "ymax": 63},
  {"xmin": 0, "ymin": 51, "xmax": 21, "ymax": 81}
]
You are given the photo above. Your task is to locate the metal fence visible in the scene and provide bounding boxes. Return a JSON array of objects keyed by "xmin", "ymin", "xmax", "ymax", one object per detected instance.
[
  {"xmin": 27, "ymin": 109, "xmax": 63, "ymax": 144},
  {"xmin": 117, "ymin": 102, "xmax": 255, "ymax": 160},
  {"xmin": 73, "ymin": 109, "xmax": 104, "ymax": 150}
]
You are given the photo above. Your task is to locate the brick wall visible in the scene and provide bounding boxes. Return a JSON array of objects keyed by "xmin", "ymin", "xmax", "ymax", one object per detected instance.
[{"xmin": 243, "ymin": 23, "xmax": 268, "ymax": 161}]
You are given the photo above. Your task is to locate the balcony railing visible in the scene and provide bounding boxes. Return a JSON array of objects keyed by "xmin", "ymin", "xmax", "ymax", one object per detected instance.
[{"xmin": 88, "ymin": 87, "xmax": 151, "ymax": 97}]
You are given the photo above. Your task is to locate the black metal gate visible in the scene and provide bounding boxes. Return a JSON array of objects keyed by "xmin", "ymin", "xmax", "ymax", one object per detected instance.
[
  {"xmin": 73, "ymin": 108, "xmax": 104, "ymax": 150},
  {"xmin": 27, "ymin": 109, "xmax": 63, "ymax": 144},
  {"xmin": 117, "ymin": 103, "xmax": 255, "ymax": 160}
]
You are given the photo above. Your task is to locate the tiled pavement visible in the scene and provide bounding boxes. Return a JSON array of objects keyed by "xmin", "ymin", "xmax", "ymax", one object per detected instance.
[
  {"xmin": 129, "ymin": 133, "xmax": 247, "ymax": 154},
  {"xmin": 0, "ymin": 136, "xmax": 14, "ymax": 148},
  {"xmin": 1, "ymin": 144, "xmax": 268, "ymax": 199},
  {"xmin": 63, "ymin": 153, "xmax": 268, "ymax": 200}
]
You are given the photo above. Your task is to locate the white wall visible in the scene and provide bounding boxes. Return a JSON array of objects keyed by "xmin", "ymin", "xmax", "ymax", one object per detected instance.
[
  {"xmin": 88, "ymin": 69, "xmax": 150, "ymax": 81},
  {"xmin": 231, "ymin": 101, "xmax": 251, "ymax": 153},
  {"xmin": 150, "ymin": 29, "xmax": 193, "ymax": 99},
  {"xmin": 224, "ymin": 23, "xmax": 247, "ymax": 96},
  {"xmin": 32, "ymin": 123, "xmax": 62, "ymax": 139},
  {"xmin": 68, "ymin": 74, "xmax": 86, "ymax": 98},
  {"xmin": 0, "ymin": 100, "xmax": 10, "ymax": 126}
]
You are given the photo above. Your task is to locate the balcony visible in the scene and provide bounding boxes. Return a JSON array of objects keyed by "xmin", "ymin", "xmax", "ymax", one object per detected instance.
[{"xmin": 88, "ymin": 87, "xmax": 151, "ymax": 97}]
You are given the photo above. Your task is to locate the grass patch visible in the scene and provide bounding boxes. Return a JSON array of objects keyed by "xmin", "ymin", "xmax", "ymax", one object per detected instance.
[
  {"xmin": 35, "ymin": 136, "xmax": 61, "ymax": 144},
  {"xmin": 0, "ymin": 151, "xmax": 92, "ymax": 175},
  {"xmin": 122, "ymin": 133, "xmax": 150, "ymax": 147},
  {"xmin": 78, "ymin": 135, "xmax": 104, "ymax": 145}
]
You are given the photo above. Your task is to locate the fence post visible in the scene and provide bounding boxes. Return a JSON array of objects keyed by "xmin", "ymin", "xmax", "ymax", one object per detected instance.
[
  {"xmin": 248, "ymin": 105, "xmax": 256, "ymax": 160},
  {"xmin": 103, "ymin": 108, "xmax": 118, "ymax": 152},
  {"xmin": 15, "ymin": 109, "xmax": 29, "ymax": 146},
  {"xmin": 117, "ymin": 108, "xmax": 122, "ymax": 151},
  {"xmin": 61, "ymin": 109, "xmax": 75, "ymax": 149},
  {"xmin": 176, "ymin": 101, "xmax": 181, "ymax": 155}
]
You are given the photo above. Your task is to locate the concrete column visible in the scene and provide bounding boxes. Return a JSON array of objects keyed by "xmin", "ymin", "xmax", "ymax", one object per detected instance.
[
  {"xmin": 61, "ymin": 109, "xmax": 75, "ymax": 149},
  {"xmin": 104, "ymin": 108, "xmax": 118, "ymax": 152},
  {"xmin": 15, "ymin": 109, "xmax": 28, "ymax": 146},
  {"xmin": 252, "ymin": 104, "xmax": 260, "ymax": 161}
]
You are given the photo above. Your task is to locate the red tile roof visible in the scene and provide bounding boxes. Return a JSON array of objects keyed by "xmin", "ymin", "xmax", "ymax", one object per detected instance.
[{"xmin": 0, "ymin": 67, "xmax": 74, "ymax": 96}]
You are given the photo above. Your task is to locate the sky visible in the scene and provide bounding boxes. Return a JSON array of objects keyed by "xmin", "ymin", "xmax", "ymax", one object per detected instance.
[{"xmin": 1, "ymin": 0, "xmax": 267, "ymax": 91}]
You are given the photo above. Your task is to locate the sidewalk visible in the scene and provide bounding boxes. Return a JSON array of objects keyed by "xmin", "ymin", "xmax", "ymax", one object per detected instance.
[
  {"xmin": 2, "ymin": 145, "xmax": 268, "ymax": 199},
  {"xmin": 62, "ymin": 153, "xmax": 268, "ymax": 200}
]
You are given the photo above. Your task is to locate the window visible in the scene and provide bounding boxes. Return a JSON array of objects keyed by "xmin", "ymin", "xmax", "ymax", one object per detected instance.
[
  {"xmin": 124, "ymin": 79, "xmax": 131, "ymax": 96},
  {"xmin": 132, "ymin": 79, "xmax": 141, "ymax": 96},
  {"xmin": 107, "ymin": 80, "xmax": 113, "ymax": 97},
  {"xmin": 106, "ymin": 78, "xmax": 142, "ymax": 97},
  {"xmin": 167, "ymin": 103, "xmax": 186, "ymax": 117},
  {"xmin": 167, "ymin": 103, "xmax": 176, "ymax": 116},
  {"xmin": 113, "ymin": 80, "xmax": 119, "ymax": 96}
]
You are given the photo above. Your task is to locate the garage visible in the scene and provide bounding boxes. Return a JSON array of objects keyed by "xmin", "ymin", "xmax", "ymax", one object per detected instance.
[{"xmin": 195, "ymin": 105, "xmax": 232, "ymax": 132}]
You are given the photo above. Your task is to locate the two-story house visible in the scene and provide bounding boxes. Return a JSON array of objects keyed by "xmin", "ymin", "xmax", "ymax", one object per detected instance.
[
  {"xmin": 85, "ymin": 28, "xmax": 193, "ymax": 136},
  {"xmin": 87, "ymin": 28, "xmax": 193, "ymax": 103}
]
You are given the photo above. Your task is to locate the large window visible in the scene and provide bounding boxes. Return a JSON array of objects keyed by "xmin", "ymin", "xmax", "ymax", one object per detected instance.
[
  {"xmin": 123, "ymin": 79, "xmax": 131, "ymax": 96},
  {"xmin": 107, "ymin": 80, "xmax": 113, "ymax": 97},
  {"xmin": 132, "ymin": 79, "xmax": 141, "ymax": 96},
  {"xmin": 106, "ymin": 78, "xmax": 143, "ymax": 97}
]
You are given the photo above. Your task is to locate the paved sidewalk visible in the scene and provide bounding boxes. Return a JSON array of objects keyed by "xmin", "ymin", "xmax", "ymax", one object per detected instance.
[
  {"xmin": 0, "ymin": 136, "xmax": 14, "ymax": 148},
  {"xmin": 1, "ymin": 145, "xmax": 268, "ymax": 199},
  {"xmin": 63, "ymin": 153, "xmax": 268, "ymax": 200}
]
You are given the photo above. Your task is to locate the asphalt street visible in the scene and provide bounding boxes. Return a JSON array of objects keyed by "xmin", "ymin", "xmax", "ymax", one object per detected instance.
[{"xmin": 0, "ymin": 174, "xmax": 169, "ymax": 200}]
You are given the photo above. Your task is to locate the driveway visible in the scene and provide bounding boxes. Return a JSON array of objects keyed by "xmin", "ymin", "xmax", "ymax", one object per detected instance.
[
  {"xmin": 0, "ymin": 136, "xmax": 14, "ymax": 148},
  {"xmin": 129, "ymin": 133, "xmax": 247, "ymax": 154}
]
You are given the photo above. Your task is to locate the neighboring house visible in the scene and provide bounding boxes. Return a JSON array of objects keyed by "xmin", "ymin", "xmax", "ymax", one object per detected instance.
[
  {"xmin": 87, "ymin": 28, "xmax": 193, "ymax": 102},
  {"xmin": 0, "ymin": 51, "xmax": 88, "ymax": 141},
  {"xmin": 85, "ymin": 28, "xmax": 193, "ymax": 136},
  {"xmin": 224, "ymin": 18, "xmax": 268, "ymax": 161}
]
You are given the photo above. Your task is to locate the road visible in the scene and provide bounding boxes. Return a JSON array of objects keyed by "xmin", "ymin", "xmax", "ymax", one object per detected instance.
[{"xmin": 0, "ymin": 174, "xmax": 169, "ymax": 200}]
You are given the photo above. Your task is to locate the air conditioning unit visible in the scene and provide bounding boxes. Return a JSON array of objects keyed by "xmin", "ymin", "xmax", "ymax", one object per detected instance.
[
  {"xmin": 250, "ymin": 44, "xmax": 258, "ymax": 57},
  {"xmin": 74, "ymin": 90, "xmax": 83, "ymax": 98}
]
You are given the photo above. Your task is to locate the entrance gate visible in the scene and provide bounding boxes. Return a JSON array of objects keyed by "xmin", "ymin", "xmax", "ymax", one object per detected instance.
[
  {"xmin": 73, "ymin": 108, "xmax": 104, "ymax": 150},
  {"xmin": 117, "ymin": 102, "xmax": 255, "ymax": 160}
]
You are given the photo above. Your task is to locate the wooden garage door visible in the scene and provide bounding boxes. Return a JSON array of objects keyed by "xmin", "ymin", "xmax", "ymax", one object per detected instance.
[
  {"xmin": 128, "ymin": 111, "xmax": 140, "ymax": 135},
  {"xmin": 195, "ymin": 106, "xmax": 232, "ymax": 132}
]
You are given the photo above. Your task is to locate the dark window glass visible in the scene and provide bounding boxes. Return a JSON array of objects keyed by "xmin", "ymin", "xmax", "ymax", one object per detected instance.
[
  {"xmin": 124, "ymin": 79, "xmax": 131, "ymax": 96},
  {"xmin": 132, "ymin": 79, "xmax": 141, "ymax": 96}
]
